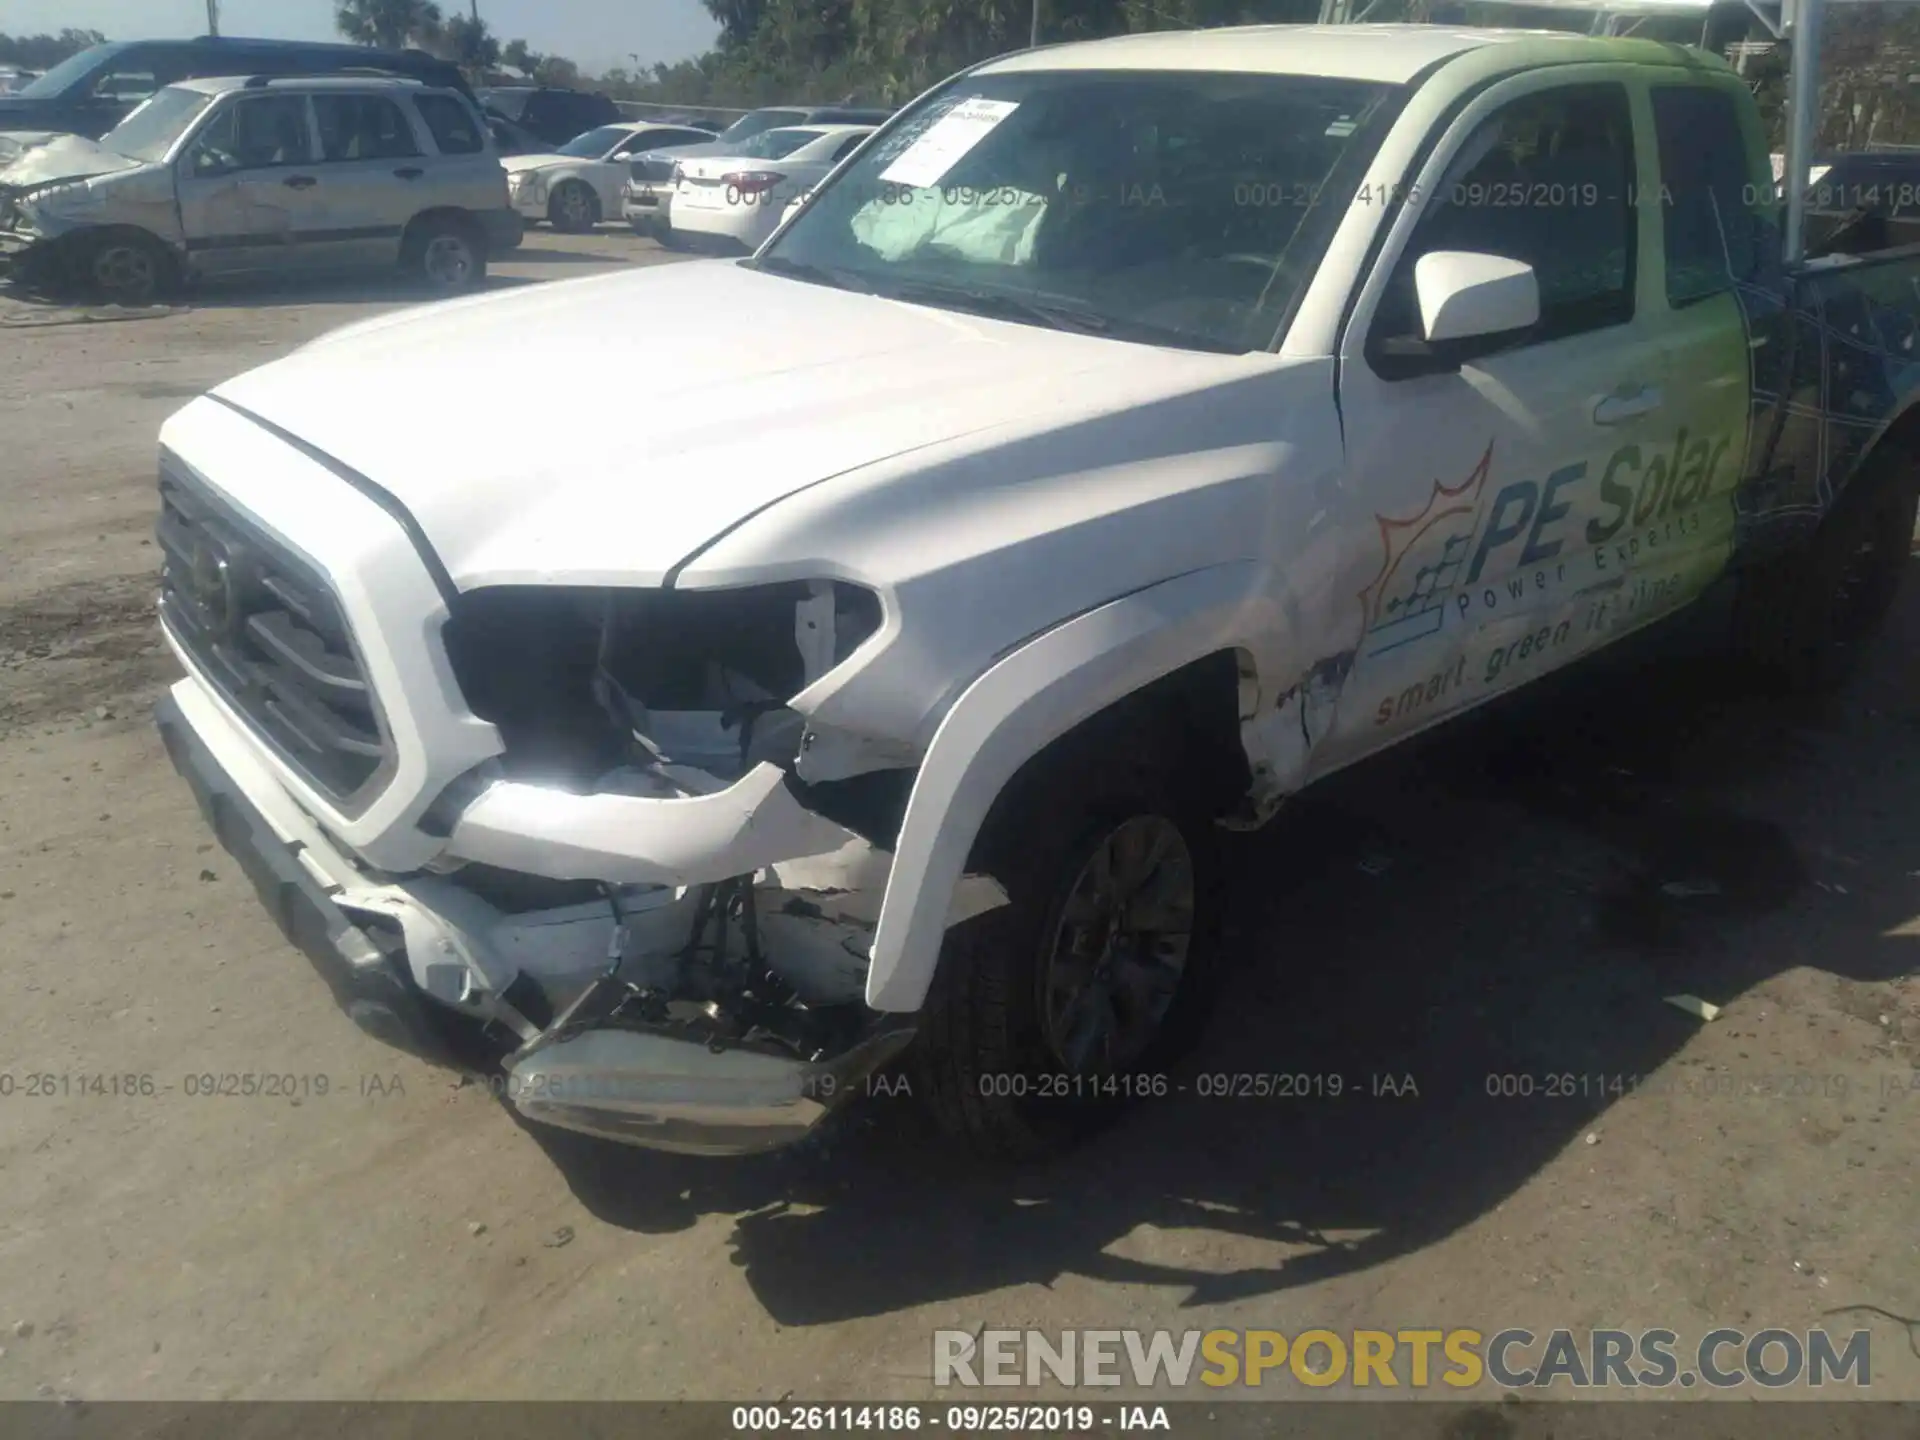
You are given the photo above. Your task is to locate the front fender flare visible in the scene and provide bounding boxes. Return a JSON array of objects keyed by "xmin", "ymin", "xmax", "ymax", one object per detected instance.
[{"xmin": 864, "ymin": 561, "xmax": 1265, "ymax": 1013}]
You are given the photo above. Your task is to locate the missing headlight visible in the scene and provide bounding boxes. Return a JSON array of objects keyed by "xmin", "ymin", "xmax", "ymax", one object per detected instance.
[{"xmin": 443, "ymin": 581, "xmax": 882, "ymax": 791}]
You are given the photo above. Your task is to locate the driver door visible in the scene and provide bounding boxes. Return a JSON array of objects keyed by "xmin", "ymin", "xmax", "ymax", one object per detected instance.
[
  {"xmin": 1311, "ymin": 69, "xmax": 1673, "ymax": 774},
  {"xmin": 175, "ymin": 93, "xmax": 326, "ymax": 277}
]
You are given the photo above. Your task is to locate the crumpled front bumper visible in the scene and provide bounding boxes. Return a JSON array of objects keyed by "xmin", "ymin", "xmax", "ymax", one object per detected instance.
[
  {"xmin": 155, "ymin": 690, "xmax": 466, "ymax": 1071},
  {"xmin": 155, "ymin": 675, "xmax": 928, "ymax": 1155}
]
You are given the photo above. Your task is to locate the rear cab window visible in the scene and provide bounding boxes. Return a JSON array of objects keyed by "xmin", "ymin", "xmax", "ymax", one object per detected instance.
[
  {"xmin": 415, "ymin": 92, "xmax": 485, "ymax": 155},
  {"xmin": 1649, "ymin": 82, "xmax": 1773, "ymax": 303}
]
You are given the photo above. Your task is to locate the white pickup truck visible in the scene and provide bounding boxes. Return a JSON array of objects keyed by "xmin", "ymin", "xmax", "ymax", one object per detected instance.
[{"xmin": 152, "ymin": 24, "xmax": 1920, "ymax": 1159}]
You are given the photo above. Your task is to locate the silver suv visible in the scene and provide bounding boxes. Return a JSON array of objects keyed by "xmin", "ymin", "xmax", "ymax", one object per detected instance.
[{"xmin": 0, "ymin": 74, "xmax": 522, "ymax": 305}]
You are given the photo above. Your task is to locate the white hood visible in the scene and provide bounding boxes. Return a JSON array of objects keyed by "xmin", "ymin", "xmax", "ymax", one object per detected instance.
[
  {"xmin": 500, "ymin": 152, "xmax": 588, "ymax": 174},
  {"xmin": 0, "ymin": 133, "xmax": 143, "ymax": 189},
  {"xmin": 207, "ymin": 259, "xmax": 1252, "ymax": 590}
]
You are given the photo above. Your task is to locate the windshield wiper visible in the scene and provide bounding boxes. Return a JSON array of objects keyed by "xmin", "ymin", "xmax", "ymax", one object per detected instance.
[
  {"xmin": 742, "ymin": 254, "xmax": 877, "ymax": 293},
  {"xmin": 879, "ymin": 279, "xmax": 1247, "ymax": 354},
  {"xmin": 882, "ymin": 279, "xmax": 1104, "ymax": 333}
]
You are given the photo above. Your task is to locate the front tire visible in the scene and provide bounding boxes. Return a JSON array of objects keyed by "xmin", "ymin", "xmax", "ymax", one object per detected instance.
[
  {"xmin": 547, "ymin": 181, "xmax": 599, "ymax": 234},
  {"xmin": 70, "ymin": 230, "xmax": 175, "ymax": 306},
  {"xmin": 914, "ymin": 751, "xmax": 1224, "ymax": 1162},
  {"xmin": 1731, "ymin": 443, "xmax": 1919, "ymax": 692}
]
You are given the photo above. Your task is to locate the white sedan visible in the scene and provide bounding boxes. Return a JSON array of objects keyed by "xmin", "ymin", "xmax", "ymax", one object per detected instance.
[
  {"xmin": 669, "ymin": 125, "xmax": 876, "ymax": 253},
  {"xmin": 504, "ymin": 121, "xmax": 715, "ymax": 232}
]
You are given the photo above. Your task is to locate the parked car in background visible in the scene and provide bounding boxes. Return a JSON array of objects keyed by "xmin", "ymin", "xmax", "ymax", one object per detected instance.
[
  {"xmin": 503, "ymin": 120, "xmax": 714, "ymax": 232},
  {"xmin": 0, "ymin": 75, "xmax": 518, "ymax": 304},
  {"xmin": 711, "ymin": 104, "xmax": 892, "ymax": 146},
  {"xmin": 0, "ymin": 69, "xmax": 42, "ymax": 97},
  {"xmin": 668, "ymin": 124, "xmax": 875, "ymax": 253},
  {"xmin": 0, "ymin": 37, "xmax": 471, "ymax": 141},
  {"xmin": 481, "ymin": 108, "xmax": 548, "ymax": 156},
  {"xmin": 478, "ymin": 85, "xmax": 618, "ymax": 146},
  {"xmin": 620, "ymin": 133, "xmax": 735, "ymax": 240}
]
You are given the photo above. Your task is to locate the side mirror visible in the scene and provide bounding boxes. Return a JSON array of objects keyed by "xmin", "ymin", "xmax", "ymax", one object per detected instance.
[{"xmin": 1415, "ymin": 250, "xmax": 1539, "ymax": 343}]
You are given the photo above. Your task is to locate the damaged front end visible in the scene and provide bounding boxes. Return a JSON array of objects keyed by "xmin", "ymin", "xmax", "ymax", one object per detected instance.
[{"xmin": 409, "ymin": 582, "xmax": 1001, "ymax": 1152}]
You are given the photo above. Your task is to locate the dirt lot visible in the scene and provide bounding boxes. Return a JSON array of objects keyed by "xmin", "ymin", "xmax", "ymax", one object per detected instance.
[{"xmin": 0, "ymin": 226, "xmax": 1915, "ymax": 1412}]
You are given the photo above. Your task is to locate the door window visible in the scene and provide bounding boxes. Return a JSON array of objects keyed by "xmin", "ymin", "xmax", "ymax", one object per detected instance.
[
  {"xmin": 184, "ymin": 96, "xmax": 314, "ymax": 175},
  {"xmin": 88, "ymin": 48, "xmax": 183, "ymax": 103},
  {"xmin": 92, "ymin": 69, "xmax": 158, "ymax": 103},
  {"xmin": 830, "ymin": 134, "xmax": 868, "ymax": 163},
  {"xmin": 313, "ymin": 93, "xmax": 423, "ymax": 162},
  {"xmin": 1369, "ymin": 83, "xmax": 1637, "ymax": 365}
]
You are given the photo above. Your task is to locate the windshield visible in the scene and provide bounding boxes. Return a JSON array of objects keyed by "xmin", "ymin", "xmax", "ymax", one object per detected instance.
[
  {"xmin": 556, "ymin": 124, "xmax": 630, "ymax": 157},
  {"xmin": 762, "ymin": 69, "xmax": 1401, "ymax": 354},
  {"xmin": 482, "ymin": 89, "xmax": 530, "ymax": 120},
  {"xmin": 730, "ymin": 127, "xmax": 825, "ymax": 161},
  {"xmin": 17, "ymin": 45, "xmax": 112, "ymax": 99},
  {"xmin": 99, "ymin": 85, "xmax": 216, "ymax": 162},
  {"xmin": 718, "ymin": 108, "xmax": 805, "ymax": 144}
]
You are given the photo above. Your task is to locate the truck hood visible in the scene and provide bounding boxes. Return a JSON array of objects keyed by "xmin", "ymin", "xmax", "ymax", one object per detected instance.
[
  {"xmin": 207, "ymin": 259, "xmax": 1258, "ymax": 589},
  {"xmin": 0, "ymin": 133, "xmax": 140, "ymax": 189}
]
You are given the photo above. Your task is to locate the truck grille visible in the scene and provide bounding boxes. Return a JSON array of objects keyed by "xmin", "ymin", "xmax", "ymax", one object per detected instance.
[{"xmin": 156, "ymin": 455, "xmax": 393, "ymax": 812}]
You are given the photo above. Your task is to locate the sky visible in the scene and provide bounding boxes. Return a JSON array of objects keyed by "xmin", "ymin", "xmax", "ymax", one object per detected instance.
[{"xmin": 2, "ymin": 0, "xmax": 722, "ymax": 75}]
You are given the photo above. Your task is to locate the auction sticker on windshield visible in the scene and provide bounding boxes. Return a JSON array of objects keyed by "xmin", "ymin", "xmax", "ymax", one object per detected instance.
[{"xmin": 879, "ymin": 98, "xmax": 1020, "ymax": 189}]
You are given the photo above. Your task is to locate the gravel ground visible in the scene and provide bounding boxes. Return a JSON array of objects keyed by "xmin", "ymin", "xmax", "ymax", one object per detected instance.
[{"xmin": 0, "ymin": 226, "xmax": 1914, "ymax": 1415}]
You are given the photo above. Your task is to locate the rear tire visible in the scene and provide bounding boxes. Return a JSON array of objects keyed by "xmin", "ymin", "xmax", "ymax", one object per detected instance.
[
  {"xmin": 913, "ymin": 737, "xmax": 1224, "ymax": 1162},
  {"xmin": 1731, "ymin": 443, "xmax": 1919, "ymax": 692},
  {"xmin": 547, "ymin": 181, "xmax": 599, "ymax": 234},
  {"xmin": 403, "ymin": 216, "xmax": 486, "ymax": 295}
]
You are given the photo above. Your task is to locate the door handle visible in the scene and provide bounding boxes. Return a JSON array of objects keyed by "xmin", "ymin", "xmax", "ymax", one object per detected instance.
[
  {"xmin": 1592, "ymin": 385, "xmax": 1663, "ymax": 426},
  {"xmin": 394, "ymin": 166, "xmax": 424, "ymax": 180},
  {"xmin": 282, "ymin": 174, "xmax": 318, "ymax": 189}
]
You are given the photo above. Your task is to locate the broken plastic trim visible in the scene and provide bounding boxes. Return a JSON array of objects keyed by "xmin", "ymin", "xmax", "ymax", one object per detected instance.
[
  {"xmin": 440, "ymin": 581, "xmax": 884, "ymax": 792},
  {"xmin": 499, "ymin": 864, "xmax": 917, "ymax": 1154}
]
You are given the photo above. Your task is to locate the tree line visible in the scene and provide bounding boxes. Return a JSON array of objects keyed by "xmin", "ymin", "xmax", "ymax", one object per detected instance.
[
  {"xmin": 0, "ymin": 29, "xmax": 107, "ymax": 70},
  {"xmin": 335, "ymin": 0, "xmax": 1321, "ymax": 105}
]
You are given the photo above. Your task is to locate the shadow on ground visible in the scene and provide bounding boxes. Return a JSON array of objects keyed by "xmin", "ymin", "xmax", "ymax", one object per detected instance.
[{"xmin": 513, "ymin": 566, "xmax": 1920, "ymax": 1326}]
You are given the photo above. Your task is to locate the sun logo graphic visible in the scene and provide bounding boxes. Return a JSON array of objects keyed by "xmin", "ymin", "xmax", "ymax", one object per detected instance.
[{"xmin": 1359, "ymin": 441, "xmax": 1495, "ymax": 658}]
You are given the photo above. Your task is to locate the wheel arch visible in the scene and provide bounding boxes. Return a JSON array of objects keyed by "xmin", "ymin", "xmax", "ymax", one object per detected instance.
[
  {"xmin": 400, "ymin": 205, "xmax": 482, "ymax": 251},
  {"xmin": 1852, "ymin": 395, "xmax": 1920, "ymax": 484},
  {"xmin": 48, "ymin": 222, "xmax": 181, "ymax": 275},
  {"xmin": 863, "ymin": 562, "xmax": 1262, "ymax": 1013},
  {"xmin": 545, "ymin": 174, "xmax": 601, "ymax": 219}
]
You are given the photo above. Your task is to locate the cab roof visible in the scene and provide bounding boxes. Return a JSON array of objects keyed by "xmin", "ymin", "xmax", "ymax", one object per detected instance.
[
  {"xmin": 977, "ymin": 21, "xmax": 1728, "ymax": 84},
  {"xmin": 174, "ymin": 73, "xmax": 444, "ymax": 96}
]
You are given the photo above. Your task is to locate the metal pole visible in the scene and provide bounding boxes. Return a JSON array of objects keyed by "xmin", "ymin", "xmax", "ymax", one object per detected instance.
[
  {"xmin": 1781, "ymin": 0, "xmax": 1824, "ymax": 263},
  {"xmin": 1031, "ymin": 0, "xmax": 1042, "ymax": 47},
  {"xmin": 205, "ymin": 0, "xmax": 219, "ymax": 36}
]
